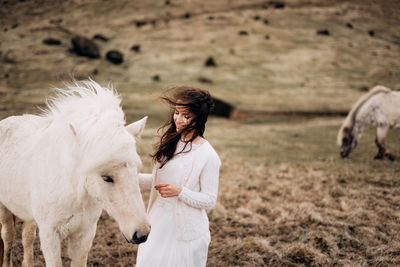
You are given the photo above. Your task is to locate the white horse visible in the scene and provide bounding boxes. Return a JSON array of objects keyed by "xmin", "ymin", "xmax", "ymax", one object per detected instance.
[
  {"xmin": 0, "ymin": 80, "xmax": 150, "ymax": 266},
  {"xmin": 337, "ymin": 85, "xmax": 400, "ymax": 160}
]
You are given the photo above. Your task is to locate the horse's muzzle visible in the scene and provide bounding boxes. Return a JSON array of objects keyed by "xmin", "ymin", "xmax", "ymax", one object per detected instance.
[
  {"xmin": 124, "ymin": 227, "xmax": 150, "ymax": 244},
  {"xmin": 131, "ymin": 230, "xmax": 149, "ymax": 244}
]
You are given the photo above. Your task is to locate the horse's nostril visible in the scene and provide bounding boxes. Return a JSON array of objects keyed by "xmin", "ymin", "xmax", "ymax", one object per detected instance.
[{"xmin": 132, "ymin": 231, "xmax": 149, "ymax": 244}]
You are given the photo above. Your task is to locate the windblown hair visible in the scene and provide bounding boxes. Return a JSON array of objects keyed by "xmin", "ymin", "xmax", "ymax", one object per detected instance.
[
  {"xmin": 337, "ymin": 85, "xmax": 391, "ymax": 146},
  {"xmin": 153, "ymin": 86, "xmax": 214, "ymax": 167}
]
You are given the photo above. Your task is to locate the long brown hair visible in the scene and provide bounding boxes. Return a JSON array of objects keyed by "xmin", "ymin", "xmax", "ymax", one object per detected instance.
[{"xmin": 153, "ymin": 86, "xmax": 214, "ymax": 168}]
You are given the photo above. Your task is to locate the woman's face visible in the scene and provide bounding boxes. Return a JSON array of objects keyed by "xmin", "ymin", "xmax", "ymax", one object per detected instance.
[{"xmin": 173, "ymin": 105, "xmax": 194, "ymax": 133}]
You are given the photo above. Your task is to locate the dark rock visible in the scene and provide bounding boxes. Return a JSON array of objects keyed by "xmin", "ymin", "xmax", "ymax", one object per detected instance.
[
  {"xmin": 273, "ymin": 2, "xmax": 285, "ymax": 9},
  {"xmin": 49, "ymin": 18, "xmax": 63, "ymax": 24},
  {"xmin": 43, "ymin": 38, "xmax": 61, "ymax": 45},
  {"xmin": 208, "ymin": 16, "xmax": 214, "ymax": 20},
  {"xmin": 106, "ymin": 50, "xmax": 123, "ymax": 64},
  {"xmin": 152, "ymin": 74, "xmax": 160, "ymax": 82},
  {"xmin": 135, "ymin": 20, "xmax": 147, "ymax": 28},
  {"xmin": 71, "ymin": 36, "xmax": 100, "ymax": 58},
  {"xmin": 346, "ymin": 23, "xmax": 353, "ymax": 29},
  {"xmin": 198, "ymin": 77, "xmax": 213, "ymax": 84},
  {"xmin": 263, "ymin": 19, "xmax": 269, "ymax": 25},
  {"xmin": 211, "ymin": 98, "xmax": 233, "ymax": 118},
  {"xmin": 4, "ymin": 28, "xmax": 8, "ymax": 32},
  {"xmin": 93, "ymin": 34, "xmax": 108, "ymax": 42},
  {"xmin": 238, "ymin": 30, "xmax": 248, "ymax": 36},
  {"xmin": 253, "ymin": 15, "xmax": 260, "ymax": 20},
  {"xmin": 165, "ymin": 0, "xmax": 170, "ymax": 5},
  {"xmin": 11, "ymin": 23, "xmax": 18, "ymax": 29},
  {"xmin": 131, "ymin": 44, "xmax": 141, "ymax": 53},
  {"xmin": 211, "ymin": 97, "xmax": 234, "ymax": 118},
  {"xmin": 265, "ymin": 35, "xmax": 270, "ymax": 40},
  {"xmin": 183, "ymin": 12, "xmax": 191, "ymax": 19},
  {"xmin": 205, "ymin": 57, "xmax": 217, "ymax": 67},
  {"xmin": 317, "ymin": 29, "xmax": 330, "ymax": 36},
  {"xmin": 368, "ymin": 30, "xmax": 375, "ymax": 37},
  {"xmin": 3, "ymin": 50, "xmax": 16, "ymax": 64},
  {"xmin": 4, "ymin": 73, "xmax": 9, "ymax": 78},
  {"xmin": 92, "ymin": 69, "xmax": 99, "ymax": 75}
]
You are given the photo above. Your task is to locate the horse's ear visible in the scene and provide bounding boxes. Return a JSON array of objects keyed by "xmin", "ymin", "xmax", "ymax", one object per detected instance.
[{"xmin": 126, "ymin": 116, "xmax": 148, "ymax": 138}]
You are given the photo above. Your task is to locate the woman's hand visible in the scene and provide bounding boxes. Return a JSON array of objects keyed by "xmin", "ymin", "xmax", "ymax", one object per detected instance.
[{"xmin": 155, "ymin": 183, "xmax": 182, "ymax": 198}]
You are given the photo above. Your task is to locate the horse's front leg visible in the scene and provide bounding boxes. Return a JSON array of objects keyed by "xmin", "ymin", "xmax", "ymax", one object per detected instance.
[
  {"xmin": 374, "ymin": 125, "xmax": 394, "ymax": 161},
  {"xmin": 67, "ymin": 221, "xmax": 98, "ymax": 267},
  {"xmin": 38, "ymin": 226, "xmax": 62, "ymax": 267},
  {"xmin": 21, "ymin": 221, "xmax": 37, "ymax": 267},
  {"xmin": 0, "ymin": 204, "xmax": 16, "ymax": 267}
]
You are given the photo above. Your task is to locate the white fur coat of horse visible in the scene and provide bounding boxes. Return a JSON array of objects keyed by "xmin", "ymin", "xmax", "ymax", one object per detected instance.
[
  {"xmin": 0, "ymin": 80, "xmax": 150, "ymax": 266},
  {"xmin": 337, "ymin": 85, "xmax": 400, "ymax": 160}
]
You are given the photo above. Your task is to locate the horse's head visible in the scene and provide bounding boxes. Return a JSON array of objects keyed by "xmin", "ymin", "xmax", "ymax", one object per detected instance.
[
  {"xmin": 84, "ymin": 117, "xmax": 150, "ymax": 244},
  {"xmin": 339, "ymin": 126, "xmax": 357, "ymax": 158}
]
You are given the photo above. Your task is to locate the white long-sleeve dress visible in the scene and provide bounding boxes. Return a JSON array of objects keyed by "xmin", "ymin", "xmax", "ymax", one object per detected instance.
[{"xmin": 136, "ymin": 140, "xmax": 221, "ymax": 267}]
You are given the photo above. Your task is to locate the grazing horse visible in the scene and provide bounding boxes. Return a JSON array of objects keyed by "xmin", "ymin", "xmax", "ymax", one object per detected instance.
[
  {"xmin": 0, "ymin": 80, "xmax": 150, "ymax": 266},
  {"xmin": 337, "ymin": 85, "xmax": 400, "ymax": 160}
]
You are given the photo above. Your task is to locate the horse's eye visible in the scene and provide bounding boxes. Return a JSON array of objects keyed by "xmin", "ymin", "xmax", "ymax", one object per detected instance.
[{"xmin": 102, "ymin": 175, "xmax": 114, "ymax": 183}]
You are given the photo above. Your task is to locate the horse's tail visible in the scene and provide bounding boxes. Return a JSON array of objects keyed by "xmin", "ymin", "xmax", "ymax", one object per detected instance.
[{"xmin": 337, "ymin": 85, "xmax": 391, "ymax": 146}]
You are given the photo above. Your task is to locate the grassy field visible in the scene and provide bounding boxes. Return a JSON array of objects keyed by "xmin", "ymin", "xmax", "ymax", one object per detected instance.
[{"xmin": 1, "ymin": 0, "xmax": 400, "ymax": 266}]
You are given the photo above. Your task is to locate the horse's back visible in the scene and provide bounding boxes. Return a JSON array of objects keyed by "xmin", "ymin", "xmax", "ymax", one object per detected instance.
[
  {"xmin": 0, "ymin": 114, "xmax": 44, "ymax": 221},
  {"xmin": 355, "ymin": 87, "xmax": 400, "ymax": 127}
]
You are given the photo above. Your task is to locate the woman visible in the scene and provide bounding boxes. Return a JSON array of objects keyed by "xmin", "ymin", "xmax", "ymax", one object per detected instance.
[{"xmin": 136, "ymin": 86, "xmax": 221, "ymax": 267}]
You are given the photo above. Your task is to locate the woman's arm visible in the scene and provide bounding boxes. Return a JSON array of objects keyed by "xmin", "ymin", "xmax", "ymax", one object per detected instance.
[
  {"xmin": 138, "ymin": 173, "xmax": 153, "ymax": 190},
  {"xmin": 178, "ymin": 155, "xmax": 221, "ymax": 210}
]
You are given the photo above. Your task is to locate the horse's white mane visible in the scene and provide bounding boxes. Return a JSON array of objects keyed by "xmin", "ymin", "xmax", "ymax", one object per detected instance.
[
  {"xmin": 30, "ymin": 79, "xmax": 134, "ymax": 176},
  {"xmin": 42, "ymin": 79, "xmax": 124, "ymax": 126},
  {"xmin": 337, "ymin": 85, "xmax": 391, "ymax": 145}
]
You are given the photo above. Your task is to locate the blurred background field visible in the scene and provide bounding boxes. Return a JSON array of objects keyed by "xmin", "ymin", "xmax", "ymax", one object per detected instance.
[{"xmin": 1, "ymin": 0, "xmax": 400, "ymax": 266}]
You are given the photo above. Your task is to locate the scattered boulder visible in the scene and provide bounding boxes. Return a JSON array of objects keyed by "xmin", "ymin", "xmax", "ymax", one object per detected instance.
[
  {"xmin": 346, "ymin": 23, "xmax": 353, "ymax": 29},
  {"xmin": 43, "ymin": 38, "xmax": 62, "ymax": 45},
  {"xmin": 131, "ymin": 44, "xmax": 141, "ymax": 53},
  {"xmin": 11, "ymin": 23, "xmax": 18, "ymax": 29},
  {"xmin": 265, "ymin": 35, "xmax": 270, "ymax": 40},
  {"xmin": 71, "ymin": 36, "xmax": 100, "ymax": 58},
  {"xmin": 152, "ymin": 74, "xmax": 160, "ymax": 82},
  {"xmin": 211, "ymin": 97, "xmax": 247, "ymax": 119},
  {"xmin": 3, "ymin": 50, "xmax": 17, "ymax": 64},
  {"xmin": 272, "ymin": 1, "xmax": 285, "ymax": 9},
  {"xmin": 208, "ymin": 16, "xmax": 215, "ymax": 20},
  {"xmin": 205, "ymin": 57, "xmax": 217, "ymax": 67},
  {"xmin": 165, "ymin": 0, "xmax": 170, "ymax": 5},
  {"xmin": 316, "ymin": 29, "xmax": 330, "ymax": 36},
  {"xmin": 93, "ymin": 34, "xmax": 108, "ymax": 42},
  {"xmin": 368, "ymin": 30, "xmax": 375, "ymax": 37},
  {"xmin": 135, "ymin": 20, "xmax": 147, "ymax": 28},
  {"xmin": 239, "ymin": 30, "xmax": 249, "ymax": 36},
  {"xmin": 253, "ymin": 15, "xmax": 260, "ymax": 21},
  {"xmin": 211, "ymin": 97, "xmax": 234, "ymax": 118},
  {"xmin": 106, "ymin": 50, "xmax": 124, "ymax": 64},
  {"xmin": 183, "ymin": 12, "xmax": 191, "ymax": 19},
  {"xmin": 198, "ymin": 77, "xmax": 213, "ymax": 84},
  {"xmin": 263, "ymin": 19, "xmax": 269, "ymax": 25},
  {"xmin": 49, "ymin": 18, "xmax": 63, "ymax": 24}
]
